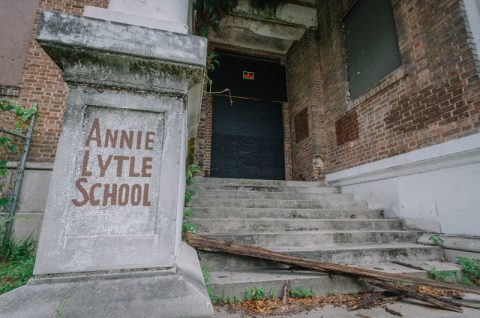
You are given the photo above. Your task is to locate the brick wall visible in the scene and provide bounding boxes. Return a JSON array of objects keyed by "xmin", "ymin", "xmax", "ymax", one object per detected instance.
[
  {"xmin": 316, "ymin": 0, "xmax": 480, "ymax": 173},
  {"xmin": 286, "ymin": 30, "xmax": 327, "ymax": 181},
  {"xmin": 0, "ymin": 0, "xmax": 108, "ymax": 162}
]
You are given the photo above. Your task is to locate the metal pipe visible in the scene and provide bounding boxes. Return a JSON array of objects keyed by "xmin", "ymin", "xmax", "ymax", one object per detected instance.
[
  {"xmin": 3, "ymin": 105, "xmax": 37, "ymax": 243},
  {"xmin": 0, "ymin": 128, "xmax": 27, "ymax": 139}
]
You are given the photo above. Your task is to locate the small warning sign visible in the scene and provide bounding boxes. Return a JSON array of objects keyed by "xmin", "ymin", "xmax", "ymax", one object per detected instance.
[{"xmin": 243, "ymin": 71, "xmax": 255, "ymax": 80}]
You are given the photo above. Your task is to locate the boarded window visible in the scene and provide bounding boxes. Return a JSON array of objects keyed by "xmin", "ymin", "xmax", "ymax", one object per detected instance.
[
  {"xmin": 335, "ymin": 110, "xmax": 359, "ymax": 146},
  {"xmin": 294, "ymin": 108, "xmax": 309, "ymax": 143},
  {"xmin": 344, "ymin": 0, "xmax": 401, "ymax": 99},
  {"xmin": 0, "ymin": 0, "xmax": 39, "ymax": 90}
]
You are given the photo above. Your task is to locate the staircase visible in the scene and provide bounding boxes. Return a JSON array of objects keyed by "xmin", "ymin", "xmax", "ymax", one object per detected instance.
[{"xmin": 190, "ymin": 177, "xmax": 460, "ymax": 299}]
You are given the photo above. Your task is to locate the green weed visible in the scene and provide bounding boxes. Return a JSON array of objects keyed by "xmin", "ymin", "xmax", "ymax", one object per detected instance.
[
  {"xmin": 426, "ymin": 267, "xmax": 457, "ymax": 282},
  {"xmin": 244, "ymin": 286, "xmax": 265, "ymax": 301},
  {"xmin": 202, "ymin": 267, "xmax": 217, "ymax": 304},
  {"xmin": 457, "ymin": 257, "xmax": 480, "ymax": 285},
  {"xmin": 0, "ymin": 221, "xmax": 36, "ymax": 295},
  {"xmin": 428, "ymin": 234, "xmax": 444, "ymax": 246},
  {"xmin": 288, "ymin": 286, "xmax": 316, "ymax": 298}
]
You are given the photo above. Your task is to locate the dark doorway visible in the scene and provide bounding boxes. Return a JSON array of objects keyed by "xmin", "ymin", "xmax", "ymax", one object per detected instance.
[{"xmin": 210, "ymin": 53, "xmax": 287, "ymax": 180}]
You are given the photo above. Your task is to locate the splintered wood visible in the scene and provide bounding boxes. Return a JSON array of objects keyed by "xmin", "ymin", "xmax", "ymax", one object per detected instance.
[
  {"xmin": 224, "ymin": 292, "xmax": 363, "ymax": 316},
  {"xmin": 184, "ymin": 232, "xmax": 480, "ymax": 314}
]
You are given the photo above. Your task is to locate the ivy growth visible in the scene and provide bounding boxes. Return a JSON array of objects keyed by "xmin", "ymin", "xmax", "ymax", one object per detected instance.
[
  {"xmin": 182, "ymin": 164, "xmax": 202, "ymax": 233},
  {"xmin": 193, "ymin": 0, "xmax": 238, "ymax": 37},
  {"xmin": 0, "ymin": 100, "xmax": 38, "ymax": 210},
  {"xmin": 193, "ymin": 0, "xmax": 289, "ymax": 37}
]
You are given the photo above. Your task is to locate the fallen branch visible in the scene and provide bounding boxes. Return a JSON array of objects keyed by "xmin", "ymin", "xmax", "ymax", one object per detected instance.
[
  {"xmin": 384, "ymin": 306, "xmax": 403, "ymax": 316},
  {"xmin": 391, "ymin": 261, "xmax": 425, "ymax": 271},
  {"xmin": 362, "ymin": 279, "xmax": 463, "ymax": 313},
  {"xmin": 348, "ymin": 292, "xmax": 401, "ymax": 311},
  {"xmin": 184, "ymin": 233, "xmax": 480, "ymax": 296},
  {"xmin": 282, "ymin": 281, "xmax": 290, "ymax": 305}
]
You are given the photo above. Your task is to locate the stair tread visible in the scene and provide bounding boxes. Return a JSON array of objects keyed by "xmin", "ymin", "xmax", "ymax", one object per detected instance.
[
  {"xmin": 194, "ymin": 178, "xmax": 448, "ymax": 295},
  {"xmin": 191, "ymin": 207, "xmax": 381, "ymax": 211},
  {"xmin": 201, "ymin": 229, "xmax": 422, "ymax": 235},
  {"xmin": 190, "ymin": 218, "xmax": 397, "ymax": 221},
  {"xmin": 194, "ymin": 177, "xmax": 329, "ymax": 186},
  {"xmin": 270, "ymin": 243, "xmax": 441, "ymax": 252},
  {"xmin": 192, "ymin": 197, "xmax": 353, "ymax": 202},
  {"xmin": 208, "ymin": 260, "xmax": 460, "ymax": 284}
]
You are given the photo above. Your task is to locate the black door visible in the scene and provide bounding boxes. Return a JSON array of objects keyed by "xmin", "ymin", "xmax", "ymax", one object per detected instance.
[
  {"xmin": 210, "ymin": 53, "xmax": 287, "ymax": 180},
  {"xmin": 211, "ymin": 96, "xmax": 285, "ymax": 180}
]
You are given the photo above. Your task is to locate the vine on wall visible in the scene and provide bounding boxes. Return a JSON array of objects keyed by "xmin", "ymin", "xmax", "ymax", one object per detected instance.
[{"xmin": 193, "ymin": 0, "xmax": 289, "ymax": 37}]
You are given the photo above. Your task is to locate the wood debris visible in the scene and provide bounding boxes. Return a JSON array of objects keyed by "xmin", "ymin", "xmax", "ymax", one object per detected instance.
[
  {"xmin": 184, "ymin": 233, "xmax": 480, "ymax": 315},
  {"xmin": 224, "ymin": 292, "xmax": 363, "ymax": 316},
  {"xmin": 384, "ymin": 306, "xmax": 403, "ymax": 316}
]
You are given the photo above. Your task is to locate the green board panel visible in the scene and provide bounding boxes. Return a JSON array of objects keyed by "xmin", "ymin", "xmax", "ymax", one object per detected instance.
[{"xmin": 345, "ymin": 0, "xmax": 401, "ymax": 99}]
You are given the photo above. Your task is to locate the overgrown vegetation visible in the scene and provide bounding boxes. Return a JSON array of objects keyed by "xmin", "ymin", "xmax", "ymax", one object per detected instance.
[
  {"xmin": 428, "ymin": 234, "xmax": 444, "ymax": 246},
  {"xmin": 182, "ymin": 164, "xmax": 201, "ymax": 234},
  {"xmin": 193, "ymin": 0, "xmax": 238, "ymax": 37},
  {"xmin": 456, "ymin": 257, "xmax": 480, "ymax": 286},
  {"xmin": 244, "ymin": 286, "xmax": 265, "ymax": 301},
  {"xmin": 426, "ymin": 267, "xmax": 457, "ymax": 283},
  {"xmin": 426, "ymin": 258, "xmax": 480, "ymax": 286},
  {"xmin": 0, "ymin": 99, "xmax": 37, "ymax": 213},
  {"xmin": 289, "ymin": 286, "xmax": 316, "ymax": 298},
  {"xmin": 193, "ymin": 0, "xmax": 288, "ymax": 37},
  {"xmin": 0, "ymin": 99, "xmax": 38, "ymax": 295},
  {"xmin": 202, "ymin": 267, "xmax": 218, "ymax": 303},
  {"xmin": 0, "ymin": 218, "xmax": 36, "ymax": 295}
]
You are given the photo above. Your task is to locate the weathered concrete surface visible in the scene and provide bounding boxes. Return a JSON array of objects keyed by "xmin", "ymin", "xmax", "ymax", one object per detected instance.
[
  {"xmin": 0, "ymin": 243, "xmax": 213, "ymax": 318},
  {"xmin": 33, "ymin": 86, "xmax": 184, "ymax": 274},
  {"xmin": 209, "ymin": 0, "xmax": 318, "ymax": 54},
  {"xmin": 32, "ymin": 10, "xmax": 205, "ymax": 275},
  {"xmin": 327, "ymin": 132, "xmax": 480, "ymax": 237},
  {"xmin": 214, "ymin": 295, "xmax": 480, "ymax": 318},
  {"xmin": 418, "ymin": 233, "xmax": 480, "ymax": 261},
  {"xmin": 36, "ymin": 11, "xmax": 206, "ymax": 93},
  {"xmin": 208, "ymin": 261, "xmax": 463, "ymax": 300},
  {"xmin": 199, "ymin": 244, "xmax": 443, "ymax": 271},
  {"xmin": 0, "ymin": 9, "xmax": 212, "ymax": 318},
  {"xmin": 84, "ymin": 0, "xmax": 190, "ymax": 34},
  {"xmin": 190, "ymin": 177, "xmax": 452, "ymax": 301}
]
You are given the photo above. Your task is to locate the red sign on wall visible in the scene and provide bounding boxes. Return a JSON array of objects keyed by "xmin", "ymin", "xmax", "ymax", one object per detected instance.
[{"xmin": 242, "ymin": 71, "xmax": 255, "ymax": 80}]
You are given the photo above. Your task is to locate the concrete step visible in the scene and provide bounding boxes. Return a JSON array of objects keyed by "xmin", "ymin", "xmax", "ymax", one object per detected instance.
[
  {"xmin": 192, "ymin": 190, "xmax": 345, "ymax": 200},
  {"xmin": 191, "ymin": 207, "xmax": 384, "ymax": 219},
  {"xmin": 193, "ymin": 184, "xmax": 340, "ymax": 194},
  {"xmin": 199, "ymin": 244, "xmax": 444, "ymax": 271},
  {"xmin": 201, "ymin": 230, "xmax": 424, "ymax": 247},
  {"xmin": 189, "ymin": 197, "xmax": 367, "ymax": 209},
  {"xmin": 192, "ymin": 218, "xmax": 403, "ymax": 233},
  {"xmin": 207, "ymin": 261, "xmax": 461, "ymax": 299},
  {"xmin": 193, "ymin": 177, "xmax": 327, "ymax": 188}
]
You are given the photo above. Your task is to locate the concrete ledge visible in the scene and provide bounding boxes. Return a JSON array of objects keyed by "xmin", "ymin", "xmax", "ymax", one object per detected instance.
[
  {"xmin": 325, "ymin": 133, "xmax": 480, "ymax": 236},
  {"xmin": 7, "ymin": 161, "xmax": 53, "ymax": 170},
  {"xmin": 12, "ymin": 212, "xmax": 43, "ymax": 241},
  {"xmin": 37, "ymin": 11, "xmax": 206, "ymax": 67},
  {"xmin": 0, "ymin": 242, "xmax": 213, "ymax": 318},
  {"xmin": 83, "ymin": 6, "xmax": 188, "ymax": 34},
  {"xmin": 418, "ymin": 233, "xmax": 480, "ymax": 254},
  {"xmin": 327, "ymin": 132, "xmax": 480, "ymax": 186},
  {"xmin": 36, "ymin": 11, "xmax": 206, "ymax": 93}
]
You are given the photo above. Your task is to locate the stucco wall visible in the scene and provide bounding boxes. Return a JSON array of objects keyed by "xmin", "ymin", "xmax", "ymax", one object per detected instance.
[{"xmin": 327, "ymin": 132, "xmax": 480, "ymax": 237}]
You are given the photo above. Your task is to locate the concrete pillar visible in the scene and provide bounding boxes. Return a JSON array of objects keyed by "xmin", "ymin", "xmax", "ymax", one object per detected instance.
[
  {"xmin": 84, "ymin": 0, "xmax": 191, "ymax": 33},
  {"xmin": 0, "ymin": 7, "xmax": 212, "ymax": 318}
]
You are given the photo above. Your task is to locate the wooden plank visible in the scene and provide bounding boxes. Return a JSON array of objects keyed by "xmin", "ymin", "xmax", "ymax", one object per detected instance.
[{"xmin": 184, "ymin": 232, "xmax": 480, "ymax": 296}]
